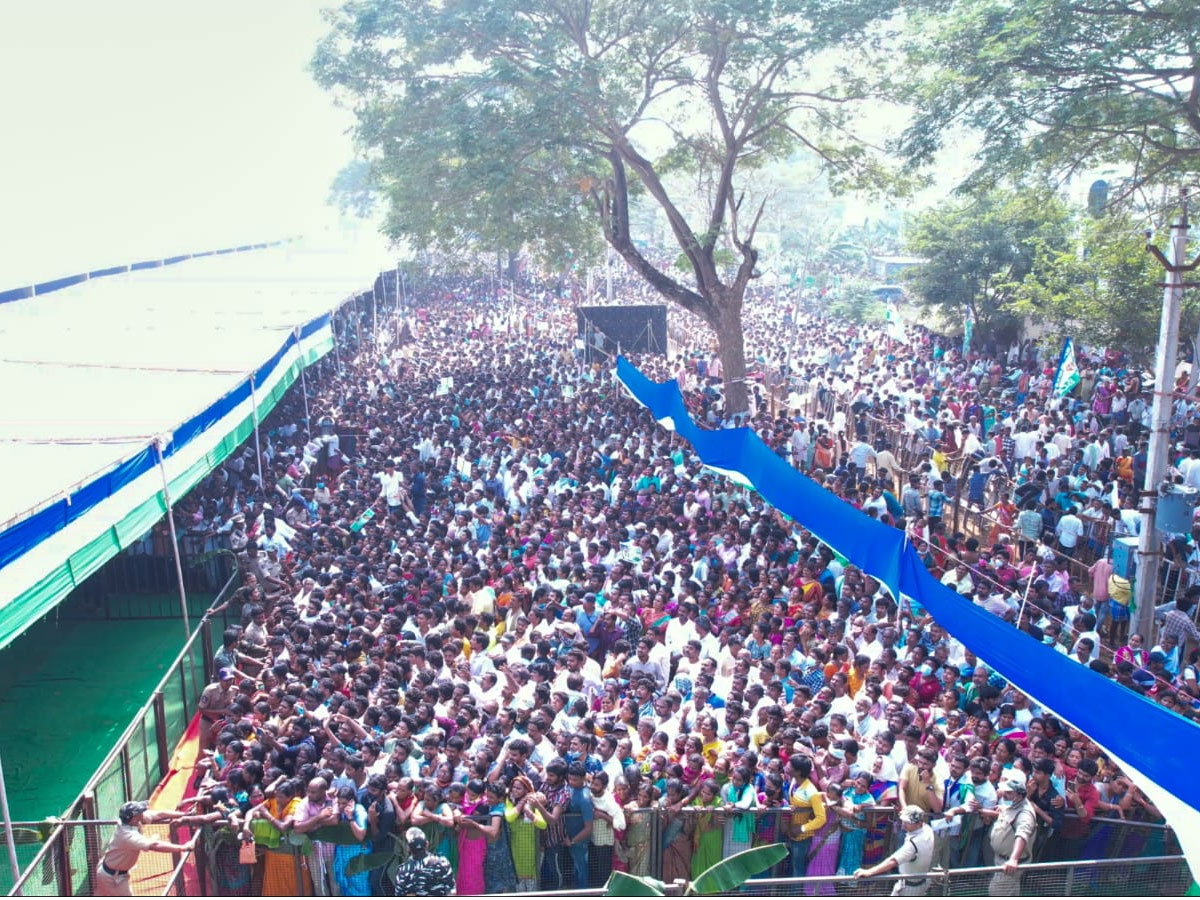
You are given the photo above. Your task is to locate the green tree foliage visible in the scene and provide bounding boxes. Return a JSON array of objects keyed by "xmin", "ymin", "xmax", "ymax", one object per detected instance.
[
  {"xmin": 898, "ymin": 0, "xmax": 1200, "ymax": 202},
  {"xmin": 821, "ymin": 217, "xmax": 900, "ymax": 275},
  {"xmin": 328, "ymin": 159, "xmax": 379, "ymax": 219},
  {"xmin": 903, "ymin": 186, "xmax": 1073, "ymax": 344},
  {"xmin": 1014, "ymin": 213, "xmax": 1197, "ymax": 366},
  {"xmin": 827, "ymin": 278, "xmax": 886, "ymax": 323},
  {"xmin": 312, "ymin": 0, "xmax": 901, "ymax": 411}
]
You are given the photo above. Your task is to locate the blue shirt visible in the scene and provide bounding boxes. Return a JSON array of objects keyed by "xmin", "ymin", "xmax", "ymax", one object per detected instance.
[
  {"xmin": 563, "ymin": 786, "xmax": 594, "ymax": 838},
  {"xmin": 928, "ymin": 491, "xmax": 946, "ymax": 517},
  {"xmin": 576, "ymin": 607, "xmax": 600, "ymax": 651}
]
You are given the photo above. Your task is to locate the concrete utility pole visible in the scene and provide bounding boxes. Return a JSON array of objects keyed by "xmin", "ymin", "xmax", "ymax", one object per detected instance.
[{"xmin": 1137, "ymin": 197, "xmax": 1199, "ymax": 640}]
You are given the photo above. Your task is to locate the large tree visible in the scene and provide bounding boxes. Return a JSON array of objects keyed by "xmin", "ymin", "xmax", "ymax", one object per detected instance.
[
  {"xmin": 1013, "ymin": 211, "xmax": 1198, "ymax": 366},
  {"xmin": 903, "ymin": 186, "xmax": 1073, "ymax": 345},
  {"xmin": 898, "ymin": 0, "xmax": 1200, "ymax": 203},
  {"xmin": 313, "ymin": 0, "xmax": 899, "ymax": 412}
]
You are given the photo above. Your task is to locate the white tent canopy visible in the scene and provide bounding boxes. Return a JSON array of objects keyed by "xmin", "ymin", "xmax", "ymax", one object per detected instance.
[{"xmin": 0, "ymin": 240, "xmax": 389, "ymax": 649}]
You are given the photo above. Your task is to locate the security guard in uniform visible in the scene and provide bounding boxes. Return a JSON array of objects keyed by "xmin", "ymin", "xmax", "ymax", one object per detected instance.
[
  {"xmin": 854, "ymin": 805, "xmax": 936, "ymax": 896},
  {"xmin": 393, "ymin": 826, "xmax": 455, "ymax": 896},
  {"xmin": 95, "ymin": 802, "xmax": 195, "ymax": 896},
  {"xmin": 988, "ymin": 772, "xmax": 1039, "ymax": 896}
]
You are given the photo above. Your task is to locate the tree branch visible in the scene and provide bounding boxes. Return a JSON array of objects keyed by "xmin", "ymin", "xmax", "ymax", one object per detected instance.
[
  {"xmin": 602, "ymin": 151, "xmax": 712, "ymax": 320},
  {"xmin": 610, "ymin": 135, "xmax": 718, "ymax": 295}
]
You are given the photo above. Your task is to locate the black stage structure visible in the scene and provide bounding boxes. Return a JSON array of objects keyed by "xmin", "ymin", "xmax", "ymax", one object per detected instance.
[{"xmin": 576, "ymin": 304, "xmax": 668, "ymax": 363}]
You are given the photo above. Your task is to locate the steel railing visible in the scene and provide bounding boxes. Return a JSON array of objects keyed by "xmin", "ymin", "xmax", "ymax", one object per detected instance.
[
  {"xmin": 51, "ymin": 805, "xmax": 1168, "ymax": 898},
  {"xmin": 5, "ymin": 572, "xmax": 239, "ymax": 897}
]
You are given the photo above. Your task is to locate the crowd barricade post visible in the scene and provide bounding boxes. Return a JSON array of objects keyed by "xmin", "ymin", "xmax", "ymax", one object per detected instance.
[
  {"xmin": 648, "ymin": 804, "xmax": 664, "ymax": 881},
  {"xmin": 166, "ymin": 824, "xmax": 182, "ymax": 887},
  {"xmin": 1, "ymin": 804, "xmax": 1183, "ymax": 895},
  {"xmin": 689, "ymin": 854, "xmax": 1189, "ymax": 897},
  {"xmin": 199, "ymin": 618, "xmax": 215, "ymax": 691},
  {"xmin": 5, "ymin": 819, "xmax": 183, "ymax": 897},
  {"xmin": 79, "ymin": 795, "xmax": 98, "ymax": 894},
  {"xmin": 153, "ymin": 691, "xmax": 170, "ymax": 781}
]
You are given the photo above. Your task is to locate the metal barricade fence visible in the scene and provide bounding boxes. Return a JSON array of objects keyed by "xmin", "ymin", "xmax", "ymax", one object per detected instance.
[
  {"xmin": 6, "ymin": 573, "xmax": 240, "ymax": 897},
  {"xmin": 588, "ymin": 804, "xmax": 898, "ymax": 889},
  {"xmin": 159, "ymin": 845, "xmax": 195, "ymax": 898},
  {"xmin": 181, "ymin": 806, "xmax": 1175, "ymax": 897},
  {"xmin": 1049, "ymin": 814, "xmax": 1180, "ymax": 864},
  {"xmin": 191, "ymin": 818, "xmax": 414, "ymax": 898},
  {"xmin": 4, "ymin": 803, "xmax": 1183, "ymax": 896},
  {"xmin": 718, "ymin": 854, "xmax": 1189, "ymax": 897},
  {"xmin": 5, "ymin": 821, "xmax": 188, "ymax": 897}
]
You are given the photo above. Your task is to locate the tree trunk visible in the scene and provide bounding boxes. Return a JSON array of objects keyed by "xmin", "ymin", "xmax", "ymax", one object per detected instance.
[{"xmin": 714, "ymin": 305, "xmax": 749, "ymax": 416}]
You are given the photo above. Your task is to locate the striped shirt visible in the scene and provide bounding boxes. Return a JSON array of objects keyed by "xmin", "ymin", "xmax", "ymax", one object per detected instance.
[
  {"xmin": 1159, "ymin": 609, "xmax": 1200, "ymax": 647},
  {"xmin": 542, "ymin": 781, "xmax": 572, "ymax": 848},
  {"xmin": 1016, "ymin": 509, "xmax": 1043, "ymax": 540}
]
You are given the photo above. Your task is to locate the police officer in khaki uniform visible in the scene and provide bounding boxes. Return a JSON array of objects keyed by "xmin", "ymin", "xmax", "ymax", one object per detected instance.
[
  {"xmin": 94, "ymin": 802, "xmax": 195, "ymax": 896},
  {"xmin": 854, "ymin": 805, "xmax": 936, "ymax": 896},
  {"xmin": 988, "ymin": 772, "xmax": 1039, "ymax": 896}
]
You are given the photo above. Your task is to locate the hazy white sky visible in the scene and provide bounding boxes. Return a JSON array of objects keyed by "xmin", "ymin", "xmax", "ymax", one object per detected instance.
[
  {"xmin": 0, "ymin": 1, "xmax": 360, "ymax": 287},
  {"xmin": 0, "ymin": 2, "xmax": 1017, "ymax": 291}
]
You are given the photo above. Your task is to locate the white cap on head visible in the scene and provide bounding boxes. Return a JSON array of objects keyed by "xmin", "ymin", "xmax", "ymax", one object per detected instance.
[
  {"xmin": 1001, "ymin": 772, "xmax": 1028, "ymax": 795},
  {"xmin": 899, "ymin": 805, "xmax": 925, "ymax": 825}
]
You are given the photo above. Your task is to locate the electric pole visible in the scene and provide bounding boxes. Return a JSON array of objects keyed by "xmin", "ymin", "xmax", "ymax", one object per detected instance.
[{"xmin": 1137, "ymin": 195, "xmax": 1199, "ymax": 640}]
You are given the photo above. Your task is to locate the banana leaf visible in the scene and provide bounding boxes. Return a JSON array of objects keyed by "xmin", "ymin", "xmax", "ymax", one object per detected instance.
[
  {"xmin": 344, "ymin": 850, "xmax": 395, "ymax": 877},
  {"xmin": 36, "ymin": 818, "xmax": 61, "ymax": 842},
  {"xmin": 605, "ymin": 871, "xmax": 666, "ymax": 896},
  {"xmin": 688, "ymin": 843, "xmax": 788, "ymax": 895},
  {"xmin": 0, "ymin": 827, "xmax": 44, "ymax": 845},
  {"xmin": 310, "ymin": 823, "xmax": 369, "ymax": 845}
]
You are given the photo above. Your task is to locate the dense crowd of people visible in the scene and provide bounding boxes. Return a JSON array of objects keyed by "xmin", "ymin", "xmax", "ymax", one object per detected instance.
[{"xmin": 170, "ymin": 269, "xmax": 1196, "ymax": 896}]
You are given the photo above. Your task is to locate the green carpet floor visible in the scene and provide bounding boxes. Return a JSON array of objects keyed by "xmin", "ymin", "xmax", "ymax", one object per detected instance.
[{"xmin": 0, "ymin": 612, "xmax": 193, "ymax": 823}]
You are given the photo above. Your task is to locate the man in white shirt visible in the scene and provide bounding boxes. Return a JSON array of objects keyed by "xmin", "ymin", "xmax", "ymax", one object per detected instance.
[
  {"xmin": 664, "ymin": 604, "xmax": 699, "ymax": 655},
  {"xmin": 1055, "ymin": 506, "xmax": 1085, "ymax": 554},
  {"xmin": 857, "ymin": 733, "xmax": 901, "ymax": 783},
  {"xmin": 849, "ymin": 439, "xmax": 876, "ymax": 473},
  {"xmin": 789, "ymin": 423, "xmax": 811, "ymax": 470},
  {"xmin": 628, "ymin": 639, "xmax": 668, "ymax": 692},
  {"xmin": 525, "ymin": 718, "xmax": 557, "ymax": 768},
  {"xmin": 1013, "ymin": 428, "xmax": 1038, "ymax": 462},
  {"xmin": 941, "ymin": 563, "xmax": 975, "ymax": 597},
  {"xmin": 1181, "ymin": 450, "xmax": 1200, "ymax": 489},
  {"xmin": 648, "ymin": 628, "xmax": 672, "ymax": 677},
  {"xmin": 413, "ymin": 430, "xmax": 437, "ymax": 463},
  {"xmin": 377, "ymin": 460, "xmax": 408, "ymax": 514},
  {"xmin": 1118, "ymin": 504, "xmax": 1141, "ymax": 536}
]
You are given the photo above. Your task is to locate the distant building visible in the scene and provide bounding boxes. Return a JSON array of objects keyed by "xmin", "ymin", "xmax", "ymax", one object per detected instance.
[
  {"xmin": 869, "ymin": 254, "xmax": 926, "ymax": 280},
  {"xmin": 871, "ymin": 284, "xmax": 905, "ymax": 303}
]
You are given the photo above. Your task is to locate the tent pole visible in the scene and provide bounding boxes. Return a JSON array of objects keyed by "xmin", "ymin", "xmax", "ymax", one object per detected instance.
[
  {"xmin": 250, "ymin": 374, "xmax": 265, "ymax": 491},
  {"xmin": 1017, "ymin": 570, "xmax": 1037, "ymax": 625},
  {"xmin": 400, "ymin": 270, "xmax": 410, "ymax": 348},
  {"xmin": 154, "ymin": 438, "xmax": 193, "ymax": 642},
  {"xmin": 0, "ymin": 749, "xmax": 21, "ymax": 896},
  {"xmin": 332, "ymin": 308, "xmax": 342, "ymax": 374},
  {"xmin": 296, "ymin": 327, "xmax": 311, "ymax": 426},
  {"xmin": 155, "ymin": 438, "xmax": 198, "ymax": 713},
  {"xmin": 300, "ymin": 365, "xmax": 311, "ymax": 425}
]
